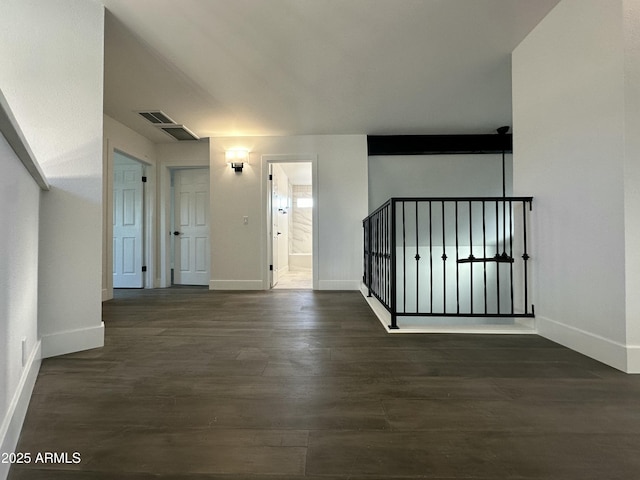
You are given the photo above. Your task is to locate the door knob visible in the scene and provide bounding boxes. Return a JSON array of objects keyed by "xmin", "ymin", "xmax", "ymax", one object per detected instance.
[{"xmin": 173, "ymin": 231, "xmax": 181, "ymax": 236}]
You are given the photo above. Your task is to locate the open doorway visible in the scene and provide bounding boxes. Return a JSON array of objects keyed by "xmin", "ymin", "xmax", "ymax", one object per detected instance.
[
  {"xmin": 170, "ymin": 168, "xmax": 210, "ymax": 286},
  {"xmin": 269, "ymin": 162, "xmax": 313, "ymax": 289},
  {"xmin": 113, "ymin": 151, "xmax": 146, "ymax": 289}
]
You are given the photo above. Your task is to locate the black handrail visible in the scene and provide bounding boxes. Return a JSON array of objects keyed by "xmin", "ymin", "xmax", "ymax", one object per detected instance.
[{"xmin": 363, "ymin": 197, "xmax": 534, "ymax": 328}]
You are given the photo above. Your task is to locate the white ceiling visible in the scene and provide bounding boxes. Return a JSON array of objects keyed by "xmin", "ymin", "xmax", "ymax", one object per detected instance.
[
  {"xmin": 278, "ymin": 162, "xmax": 312, "ymax": 185},
  {"xmin": 102, "ymin": 0, "xmax": 560, "ymax": 143}
]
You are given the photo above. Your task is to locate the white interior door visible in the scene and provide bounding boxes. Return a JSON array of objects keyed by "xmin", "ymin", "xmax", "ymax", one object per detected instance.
[
  {"xmin": 173, "ymin": 168, "xmax": 210, "ymax": 285},
  {"xmin": 113, "ymin": 158, "xmax": 144, "ymax": 288},
  {"xmin": 270, "ymin": 164, "xmax": 279, "ymax": 287},
  {"xmin": 277, "ymin": 184, "xmax": 289, "ymax": 275}
]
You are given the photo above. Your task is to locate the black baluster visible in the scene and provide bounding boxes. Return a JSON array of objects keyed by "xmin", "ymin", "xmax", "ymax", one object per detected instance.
[
  {"xmin": 523, "ymin": 200, "xmax": 531, "ymax": 315},
  {"xmin": 455, "ymin": 200, "xmax": 460, "ymax": 314},
  {"xmin": 442, "ymin": 201, "xmax": 447, "ymax": 314},
  {"xmin": 469, "ymin": 200, "xmax": 473, "ymax": 314},
  {"xmin": 495, "ymin": 201, "xmax": 500, "ymax": 315},
  {"xmin": 390, "ymin": 200, "xmax": 398, "ymax": 329},
  {"xmin": 402, "ymin": 201, "xmax": 406, "ymax": 313},
  {"xmin": 483, "ymin": 200, "xmax": 487, "ymax": 314},
  {"xmin": 415, "ymin": 201, "xmax": 420, "ymax": 313},
  {"xmin": 429, "ymin": 201, "xmax": 433, "ymax": 314},
  {"xmin": 509, "ymin": 200, "xmax": 514, "ymax": 315}
]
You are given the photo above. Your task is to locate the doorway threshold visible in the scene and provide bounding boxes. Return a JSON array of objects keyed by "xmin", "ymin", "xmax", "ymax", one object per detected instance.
[{"xmin": 272, "ymin": 269, "xmax": 313, "ymax": 289}]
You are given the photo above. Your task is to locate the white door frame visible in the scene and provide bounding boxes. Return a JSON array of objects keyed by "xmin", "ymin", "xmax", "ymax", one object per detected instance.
[
  {"xmin": 159, "ymin": 160, "xmax": 209, "ymax": 288},
  {"xmin": 172, "ymin": 168, "xmax": 211, "ymax": 286},
  {"xmin": 104, "ymin": 142, "xmax": 155, "ymax": 300},
  {"xmin": 268, "ymin": 162, "xmax": 279, "ymax": 288},
  {"xmin": 262, "ymin": 154, "xmax": 318, "ymax": 290},
  {"xmin": 113, "ymin": 155, "xmax": 144, "ymax": 288}
]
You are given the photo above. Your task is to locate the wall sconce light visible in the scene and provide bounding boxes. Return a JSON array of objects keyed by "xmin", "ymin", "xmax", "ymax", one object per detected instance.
[{"xmin": 225, "ymin": 149, "xmax": 249, "ymax": 172}]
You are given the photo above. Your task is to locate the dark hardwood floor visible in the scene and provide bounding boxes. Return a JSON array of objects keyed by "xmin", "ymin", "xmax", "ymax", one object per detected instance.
[{"xmin": 9, "ymin": 288, "xmax": 640, "ymax": 479}]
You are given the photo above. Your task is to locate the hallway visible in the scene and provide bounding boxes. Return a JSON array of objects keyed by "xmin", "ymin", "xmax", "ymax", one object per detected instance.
[{"xmin": 10, "ymin": 288, "xmax": 640, "ymax": 479}]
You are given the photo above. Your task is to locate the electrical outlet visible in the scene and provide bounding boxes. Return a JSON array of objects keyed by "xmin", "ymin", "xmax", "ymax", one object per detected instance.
[{"xmin": 243, "ymin": 216, "xmax": 249, "ymax": 225}]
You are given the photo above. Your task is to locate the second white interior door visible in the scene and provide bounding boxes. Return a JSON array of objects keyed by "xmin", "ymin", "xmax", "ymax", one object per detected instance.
[
  {"xmin": 173, "ymin": 168, "xmax": 210, "ymax": 286},
  {"xmin": 113, "ymin": 154, "xmax": 144, "ymax": 288},
  {"xmin": 270, "ymin": 163, "xmax": 292, "ymax": 287}
]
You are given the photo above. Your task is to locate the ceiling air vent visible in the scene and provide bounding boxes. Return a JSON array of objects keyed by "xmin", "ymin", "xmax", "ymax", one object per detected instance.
[
  {"xmin": 136, "ymin": 110, "xmax": 199, "ymax": 141},
  {"xmin": 137, "ymin": 110, "xmax": 176, "ymax": 125},
  {"xmin": 159, "ymin": 125, "xmax": 200, "ymax": 141}
]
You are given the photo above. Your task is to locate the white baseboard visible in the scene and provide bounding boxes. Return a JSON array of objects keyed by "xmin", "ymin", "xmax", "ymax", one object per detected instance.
[
  {"xmin": 101, "ymin": 288, "xmax": 112, "ymax": 302},
  {"xmin": 318, "ymin": 280, "xmax": 361, "ymax": 290},
  {"xmin": 41, "ymin": 323, "xmax": 105, "ymax": 359},
  {"xmin": 536, "ymin": 315, "xmax": 630, "ymax": 372},
  {"xmin": 360, "ymin": 285, "xmax": 535, "ymax": 334},
  {"xmin": 209, "ymin": 280, "xmax": 264, "ymax": 290},
  {"xmin": 360, "ymin": 284, "xmax": 392, "ymax": 328},
  {"xmin": 626, "ymin": 347, "xmax": 640, "ymax": 373},
  {"xmin": 0, "ymin": 341, "xmax": 41, "ymax": 480},
  {"xmin": 209, "ymin": 279, "xmax": 359, "ymax": 291}
]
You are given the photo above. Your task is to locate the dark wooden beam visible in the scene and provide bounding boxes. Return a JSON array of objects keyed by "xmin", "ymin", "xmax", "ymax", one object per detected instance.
[{"xmin": 367, "ymin": 134, "xmax": 512, "ymax": 156}]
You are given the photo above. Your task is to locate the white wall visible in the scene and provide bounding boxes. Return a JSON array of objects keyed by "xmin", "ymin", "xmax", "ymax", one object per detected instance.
[
  {"xmin": 512, "ymin": 0, "xmax": 640, "ymax": 371},
  {"xmin": 0, "ymin": 0, "xmax": 105, "ymax": 359},
  {"xmin": 104, "ymin": 115, "xmax": 158, "ymax": 166},
  {"xmin": 368, "ymin": 153, "xmax": 513, "ymax": 212},
  {"xmin": 209, "ymin": 135, "xmax": 367, "ymax": 290},
  {"xmin": 0, "ymin": 133, "xmax": 42, "ymax": 480},
  {"xmin": 368, "ymin": 153, "xmax": 517, "ymax": 322},
  {"xmin": 103, "ymin": 115, "xmax": 158, "ymax": 300},
  {"xmin": 623, "ymin": 0, "xmax": 640, "ymax": 356}
]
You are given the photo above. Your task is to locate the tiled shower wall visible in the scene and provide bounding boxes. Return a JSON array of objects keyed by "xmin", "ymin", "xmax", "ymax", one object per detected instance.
[{"xmin": 290, "ymin": 185, "xmax": 312, "ymax": 254}]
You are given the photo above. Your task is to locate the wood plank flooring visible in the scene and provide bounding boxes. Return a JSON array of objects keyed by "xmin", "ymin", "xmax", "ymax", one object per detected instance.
[{"xmin": 9, "ymin": 288, "xmax": 640, "ymax": 479}]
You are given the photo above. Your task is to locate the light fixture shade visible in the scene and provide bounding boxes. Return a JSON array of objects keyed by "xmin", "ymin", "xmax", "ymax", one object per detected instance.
[
  {"xmin": 225, "ymin": 149, "xmax": 249, "ymax": 163},
  {"xmin": 225, "ymin": 149, "xmax": 249, "ymax": 172}
]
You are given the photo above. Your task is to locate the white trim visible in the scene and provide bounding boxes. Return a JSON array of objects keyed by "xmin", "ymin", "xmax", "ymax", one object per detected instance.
[
  {"xmin": 360, "ymin": 283, "xmax": 393, "ymax": 327},
  {"xmin": 318, "ymin": 280, "xmax": 361, "ymax": 290},
  {"xmin": 386, "ymin": 323, "xmax": 536, "ymax": 334},
  {"xmin": 261, "ymin": 154, "xmax": 317, "ymax": 163},
  {"xmin": 104, "ymin": 138, "xmax": 114, "ymax": 299},
  {"xmin": 104, "ymin": 142, "xmax": 156, "ymax": 299},
  {"xmin": 106, "ymin": 150, "xmax": 156, "ymax": 292},
  {"xmin": 627, "ymin": 347, "xmax": 640, "ymax": 374},
  {"xmin": 159, "ymin": 161, "xmax": 210, "ymax": 288},
  {"xmin": 41, "ymin": 323, "xmax": 105, "ymax": 359},
  {"xmin": 0, "ymin": 340, "xmax": 41, "ymax": 480},
  {"xmin": 262, "ymin": 154, "xmax": 319, "ymax": 290},
  {"xmin": 102, "ymin": 288, "xmax": 111, "ymax": 302},
  {"xmin": 0, "ymin": 89, "xmax": 49, "ymax": 191},
  {"xmin": 168, "ymin": 167, "xmax": 211, "ymax": 287},
  {"xmin": 536, "ymin": 315, "xmax": 629, "ymax": 372},
  {"xmin": 360, "ymin": 288, "xmax": 638, "ymax": 372},
  {"xmin": 360, "ymin": 284, "xmax": 536, "ymax": 334},
  {"xmin": 209, "ymin": 280, "xmax": 263, "ymax": 290}
]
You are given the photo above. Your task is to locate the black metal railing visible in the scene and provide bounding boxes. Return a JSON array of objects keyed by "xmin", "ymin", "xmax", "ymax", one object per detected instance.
[{"xmin": 363, "ymin": 197, "xmax": 534, "ymax": 329}]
